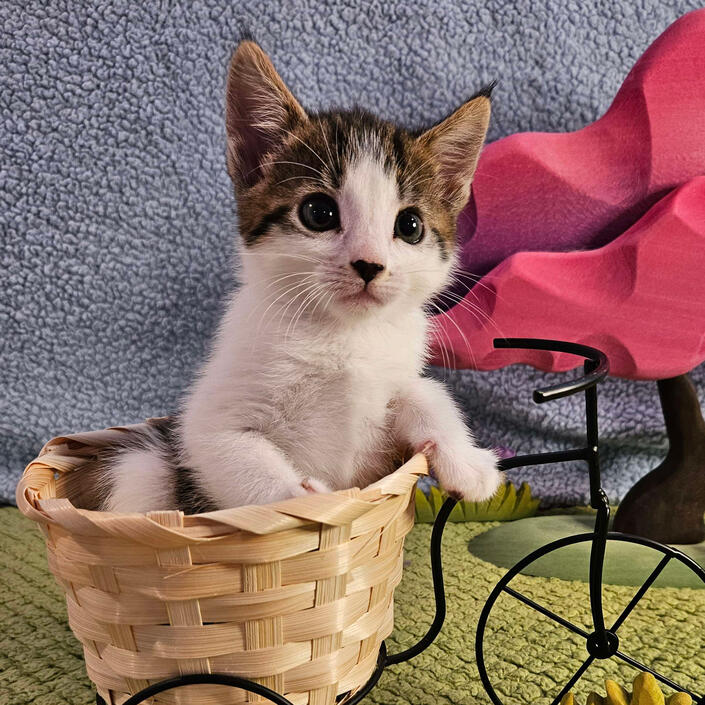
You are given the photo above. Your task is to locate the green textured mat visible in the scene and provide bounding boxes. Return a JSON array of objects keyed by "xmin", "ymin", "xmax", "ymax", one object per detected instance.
[
  {"xmin": 467, "ymin": 515, "xmax": 705, "ymax": 589},
  {"xmin": 1, "ymin": 506, "xmax": 704, "ymax": 705}
]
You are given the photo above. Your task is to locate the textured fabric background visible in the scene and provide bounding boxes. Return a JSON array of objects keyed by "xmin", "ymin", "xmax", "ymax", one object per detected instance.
[{"xmin": 2, "ymin": 0, "xmax": 703, "ymax": 506}]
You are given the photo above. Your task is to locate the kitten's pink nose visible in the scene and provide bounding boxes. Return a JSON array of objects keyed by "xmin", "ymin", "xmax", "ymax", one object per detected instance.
[{"xmin": 351, "ymin": 259, "xmax": 384, "ymax": 284}]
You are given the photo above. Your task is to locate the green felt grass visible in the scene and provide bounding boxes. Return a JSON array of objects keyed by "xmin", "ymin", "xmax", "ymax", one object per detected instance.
[
  {"xmin": 2, "ymin": 506, "xmax": 704, "ymax": 705},
  {"xmin": 467, "ymin": 515, "xmax": 705, "ymax": 589}
]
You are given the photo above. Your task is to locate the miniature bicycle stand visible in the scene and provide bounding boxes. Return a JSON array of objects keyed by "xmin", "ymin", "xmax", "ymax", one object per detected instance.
[{"xmin": 97, "ymin": 339, "xmax": 705, "ymax": 705}]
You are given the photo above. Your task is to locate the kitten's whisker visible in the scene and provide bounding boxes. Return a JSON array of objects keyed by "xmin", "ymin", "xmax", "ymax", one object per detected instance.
[
  {"xmin": 404, "ymin": 266, "xmax": 499, "ymax": 300},
  {"xmin": 448, "ymin": 270, "xmax": 506, "ymax": 300},
  {"xmin": 428, "ymin": 300, "xmax": 477, "ymax": 369},
  {"xmin": 286, "ymin": 282, "xmax": 323, "ymax": 334},
  {"xmin": 249, "ymin": 276, "xmax": 312, "ymax": 318},
  {"xmin": 280, "ymin": 127, "xmax": 329, "ymax": 171},
  {"xmin": 318, "ymin": 119, "xmax": 336, "ymax": 180},
  {"xmin": 437, "ymin": 292, "xmax": 496, "ymax": 328},
  {"xmin": 437, "ymin": 290, "xmax": 509, "ymax": 344},
  {"xmin": 401, "ymin": 161, "xmax": 430, "ymax": 190},
  {"xmin": 249, "ymin": 281, "xmax": 316, "ymax": 331},
  {"xmin": 429, "ymin": 324, "xmax": 452, "ymax": 380},
  {"xmin": 243, "ymin": 159, "xmax": 324, "ymax": 181},
  {"xmin": 309, "ymin": 283, "xmax": 332, "ymax": 319},
  {"xmin": 262, "ymin": 270, "xmax": 319, "ymax": 291},
  {"xmin": 240, "ymin": 251, "xmax": 325, "ymax": 265},
  {"xmin": 334, "ymin": 119, "xmax": 342, "ymax": 173},
  {"xmin": 277, "ymin": 281, "xmax": 321, "ymax": 329},
  {"xmin": 405, "ymin": 175, "xmax": 436, "ymax": 191},
  {"xmin": 426, "ymin": 316, "xmax": 452, "ymax": 376},
  {"xmin": 438, "ymin": 290, "xmax": 503, "ymax": 335},
  {"xmin": 273, "ymin": 175, "xmax": 327, "ymax": 187},
  {"xmin": 267, "ymin": 160, "xmax": 325, "ymax": 177},
  {"xmin": 441, "ymin": 286, "xmax": 510, "ymax": 333},
  {"xmin": 409, "ymin": 269, "xmax": 495, "ymax": 299},
  {"xmin": 254, "ymin": 274, "xmax": 318, "ymax": 308},
  {"xmin": 285, "ymin": 284, "xmax": 334, "ymax": 341},
  {"xmin": 252, "ymin": 278, "xmax": 318, "ymax": 330},
  {"xmin": 285, "ymin": 284, "xmax": 328, "ymax": 342},
  {"xmin": 321, "ymin": 287, "xmax": 338, "ymax": 314}
]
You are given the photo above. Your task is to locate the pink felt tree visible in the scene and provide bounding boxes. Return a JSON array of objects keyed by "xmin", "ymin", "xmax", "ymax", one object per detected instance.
[{"xmin": 431, "ymin": 9, "xmax": 705, "ymax": 543}]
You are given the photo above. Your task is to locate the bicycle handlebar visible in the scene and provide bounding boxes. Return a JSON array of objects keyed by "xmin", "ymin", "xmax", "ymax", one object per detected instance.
[{"xmin": 493, "ymin": 338, "xmax": 609, "ymax": 403}]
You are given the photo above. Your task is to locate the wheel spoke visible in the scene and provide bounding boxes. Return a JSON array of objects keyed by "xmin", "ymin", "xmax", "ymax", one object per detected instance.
[
  {"xmin": 614, "ymin": 649, "xmax": 701, "ymax": 701},
  {"xmin": 503, "ymin": 587, "xmax": 590, "ymax": 639},
  {"xmin": 610, "ymin": 555, "xmax": 671, "ymax": 633},
  {"xmin": 550, "ymin": 656, "xmax": 595, "ymax": 705}
]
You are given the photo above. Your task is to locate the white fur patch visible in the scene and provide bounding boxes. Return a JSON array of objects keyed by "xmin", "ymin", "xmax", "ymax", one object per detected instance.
[
  {"xmin": 102, "ymin": 447, "xmax": 173, "ymax": 513},
  {"xmin": 338, "ymin": 153, "xmax": 400, "ymax": 268}
]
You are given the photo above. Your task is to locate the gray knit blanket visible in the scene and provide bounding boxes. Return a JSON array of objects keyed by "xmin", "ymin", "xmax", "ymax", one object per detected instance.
[{"xmin": 2, "ymin": 0, "xmax": 703, "ymax": 507}]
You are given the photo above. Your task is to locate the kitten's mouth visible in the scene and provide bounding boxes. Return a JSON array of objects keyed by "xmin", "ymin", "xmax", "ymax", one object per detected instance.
[{"xmin": 341, "ymin": 287, "xmax": 384, "ymax": 306}]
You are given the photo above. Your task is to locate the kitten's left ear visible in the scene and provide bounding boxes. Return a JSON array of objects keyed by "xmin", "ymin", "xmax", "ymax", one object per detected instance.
[
  {"xmin": 417, "ymin": 88, "xmax": 493, "ymax": 211},
  {"xmin": 226, "ymin": 41, "xmax": 308, "ymax": 189}
]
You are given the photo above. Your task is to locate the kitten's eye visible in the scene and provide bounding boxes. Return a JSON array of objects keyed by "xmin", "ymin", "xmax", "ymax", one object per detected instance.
[
  {"xmin": 299, "ymin": 194, "xmax": 340, "ymax": 232},
  {"xmin": 394, "ymin": 209, "xmax": 424, "ymax": 244}
]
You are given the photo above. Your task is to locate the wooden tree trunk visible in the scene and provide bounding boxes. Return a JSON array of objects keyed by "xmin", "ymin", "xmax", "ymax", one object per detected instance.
[{"xmin": 613, "ymin": 374, "xmax": 705, "ymax": 544}]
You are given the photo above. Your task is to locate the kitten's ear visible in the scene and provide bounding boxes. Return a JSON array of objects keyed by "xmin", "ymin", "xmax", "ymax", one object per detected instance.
[
  {"xmin": 226, "ymin": 41, "xmax": 308, "ymax": 189},
  {"xmin": 417, "ymin": 89, "xmax": 492, "ymax": 211}
]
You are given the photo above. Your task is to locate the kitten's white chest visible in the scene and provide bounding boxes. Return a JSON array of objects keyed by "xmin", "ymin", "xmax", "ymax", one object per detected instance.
[
  {"xmin": 253, "ymin": 312, "xmax": 425, "ymax": 486},
  {"xmin": 178, "ymin": 290, "xmax": 429, "ymax": 505}
]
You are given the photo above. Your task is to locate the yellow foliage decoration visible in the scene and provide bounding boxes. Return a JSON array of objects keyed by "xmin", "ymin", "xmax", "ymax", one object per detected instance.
[
  {"xmin": 414, "ymin": 481, "xmax": 540, "ymax": 523},
  {"xmin": 560, "ymin": 673, "xmax": 692, "ymax": 705}
]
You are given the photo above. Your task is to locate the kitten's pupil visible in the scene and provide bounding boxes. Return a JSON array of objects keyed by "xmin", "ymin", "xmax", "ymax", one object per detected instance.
[
  {"xmin": 299, "ymin": 194, "xmax": 339, "ymax": 232},
  {"xmin": 394, "ymin": 209, "xmax": 424, "ymax": 244}
]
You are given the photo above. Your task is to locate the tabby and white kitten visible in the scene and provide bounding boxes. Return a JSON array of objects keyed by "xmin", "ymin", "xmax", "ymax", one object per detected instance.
[{"xmin": 101, "ymin": 41, "xmax": 502, "ymax": 513}]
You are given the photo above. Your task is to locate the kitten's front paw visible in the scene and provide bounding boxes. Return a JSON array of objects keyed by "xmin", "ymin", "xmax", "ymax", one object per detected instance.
[
  {"xmin": 300, "ymin": 477, "xmax": 333, "ymax": 494},
  {"xmin": 432, "ymin": 446, "xmax": 504, "ymax": 502}
]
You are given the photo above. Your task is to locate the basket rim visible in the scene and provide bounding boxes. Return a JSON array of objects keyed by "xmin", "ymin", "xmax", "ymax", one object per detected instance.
[{"xmin": 16, "ymin": 418, "xmax": 429, "ymax": 538}]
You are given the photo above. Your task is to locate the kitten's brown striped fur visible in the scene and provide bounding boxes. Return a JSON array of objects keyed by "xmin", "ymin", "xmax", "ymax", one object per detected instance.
[{"xmin": 226, "ymin": 42, "xmax": 492, "ymax": 261}]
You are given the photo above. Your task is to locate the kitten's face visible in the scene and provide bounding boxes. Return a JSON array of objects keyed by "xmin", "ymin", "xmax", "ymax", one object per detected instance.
[{"xmin": 226, "ymin": 42, "xmax": 491, "ymax": 322}]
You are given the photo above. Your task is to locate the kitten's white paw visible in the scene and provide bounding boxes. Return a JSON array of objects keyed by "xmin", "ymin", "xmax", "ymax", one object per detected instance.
[
  {"xmin": 287, "ymin": 477, "xmax": 332, "ymax": 499},
  {"xmin": 431, "ymin": 446, "xmax": 504, "ymax": 502},
  {"xmin": 300, "ymin": 477, "xmax": 333, "ymax": 494}
]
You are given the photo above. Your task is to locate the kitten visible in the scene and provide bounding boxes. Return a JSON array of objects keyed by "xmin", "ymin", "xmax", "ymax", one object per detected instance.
[{"xmin": 100, "ymin": 41, "xmax": 502, "ymax": 514}]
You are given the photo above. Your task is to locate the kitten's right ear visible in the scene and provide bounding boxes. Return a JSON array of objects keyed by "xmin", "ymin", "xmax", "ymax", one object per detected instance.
[{"xmin": 226, "ymin": 41, "xmax": 308, "ymax": 189}]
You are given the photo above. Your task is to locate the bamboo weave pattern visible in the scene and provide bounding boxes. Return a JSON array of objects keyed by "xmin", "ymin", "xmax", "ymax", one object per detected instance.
[{"xmin": 16, "ymin": 420, "xmax": 427, "ymax": 705}]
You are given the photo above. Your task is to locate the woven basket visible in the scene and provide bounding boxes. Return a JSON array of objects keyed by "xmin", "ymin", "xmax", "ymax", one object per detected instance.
[{"xmin": 16, "ymin": 418, "xmax": 427, "ymax": 705}]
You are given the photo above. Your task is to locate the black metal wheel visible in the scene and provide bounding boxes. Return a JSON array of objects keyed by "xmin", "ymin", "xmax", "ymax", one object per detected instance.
[
  {"xmin": 95, "ymin": 672, "xmax": 296, "ymax": 705},
  {"xmin": 94, "ymin": 644, "xmax": 388, "ymax": 705},
  {"xmin": 475, "ymin": 531, "xmax": 705, "ymax": 705}
]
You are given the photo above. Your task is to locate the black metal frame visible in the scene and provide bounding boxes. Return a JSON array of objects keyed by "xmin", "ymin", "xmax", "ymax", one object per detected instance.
[
  {"xmin": 473, "ymin": 340, "xmax": 705, "ymax": 705},
  {"xmin": 96, "ymin": 339, "xmax": 705, "ymax": 705}
]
